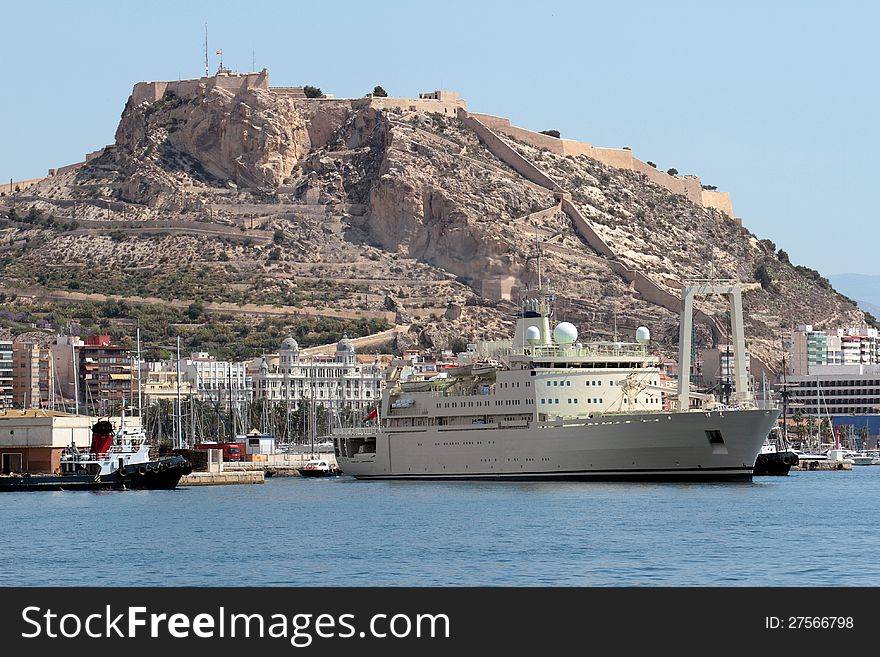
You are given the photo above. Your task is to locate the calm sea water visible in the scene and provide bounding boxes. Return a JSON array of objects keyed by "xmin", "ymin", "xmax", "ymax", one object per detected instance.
[{"xmin": 2, "ymin": 468, "xmax": 880, "ymax": 586}]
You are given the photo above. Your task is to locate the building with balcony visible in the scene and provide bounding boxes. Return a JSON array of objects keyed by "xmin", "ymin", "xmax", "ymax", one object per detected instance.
[
  {"xmin": 78, "ymin": 335, "xmax": 132, "ymax": 415},
  {"xmin": 251, "ymin": 336, "xmax": 385, "ymax": 412},
  {"xmin": 0, "ymin": 340, "xmax": 12, "ymax": 409},
  {"xmin": 12, "ymin": 342, "xmax": 54, "ymax": 409},
  {"xmin": 787, "ymin": 364, "xmax": 880, "ymax": 416},
  {"xmin": 178, "ymin": 352, "xmax": 250, "ymax": 408}
]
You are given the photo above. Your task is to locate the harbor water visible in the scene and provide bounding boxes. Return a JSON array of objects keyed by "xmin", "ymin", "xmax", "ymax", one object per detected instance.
[{"xmin": 3, "ymin": 468, "xmax": 880, "ymax": 586}]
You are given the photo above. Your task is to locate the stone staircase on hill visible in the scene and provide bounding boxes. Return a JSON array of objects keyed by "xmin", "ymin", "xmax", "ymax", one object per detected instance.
[{"xmin": 457, "ymin": 108, "xmax": 773, "ymax": 372}]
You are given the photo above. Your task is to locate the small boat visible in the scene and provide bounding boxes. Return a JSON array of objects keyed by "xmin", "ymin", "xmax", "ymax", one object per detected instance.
[
  {"xmin": 845, "ymin": 451, "xmax": 876, "ymax": 466},
  {"xmin": 793, "ymin": 449, "xmax": 828, "ymax": 461},
  {"xmin": 0, "ymin": 418, "xmax": 191, "ymax": 492},
  {"xmin": 296, "ymin": 459, "xmax": 343, "ymax": 478}
]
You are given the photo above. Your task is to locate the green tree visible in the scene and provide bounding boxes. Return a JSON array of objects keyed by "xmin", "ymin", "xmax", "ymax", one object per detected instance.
[
  {"xmin": 666, "ymin": 168, "xmax": 679, "ymax": 176},
  {"xmin": 273, "ymin": 229, "xmax": 285, "ymax": 245},
  {"xmin": 539, "ymin": 129, "xmax": 561, "ymax": 138},
  {"xmin": 449, "ymin": 337, "xmax": 468, "ymax": 353},
  {"xmin": 303, "ymin": 85, "xmax": 325, "ymax": 98},
  {"xmin": 372, "ymin": 85, "xmax": 388, "ymax": 97},
  {"xmin": 187, "ymin": 301, "xmax": 205, "ymax": 320},
  {"xmin": 754, "ymin": 262, "xmax": 772, "ymax": 290}
]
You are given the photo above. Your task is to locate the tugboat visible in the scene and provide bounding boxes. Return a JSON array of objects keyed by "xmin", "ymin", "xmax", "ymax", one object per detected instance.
[
  {"xmin": 0, "ymin": 417, "xmax": 191, "ymax": 492},
  {"xmin": 753, "ymin": 428, "xmax": 799, "ymax": 476}
]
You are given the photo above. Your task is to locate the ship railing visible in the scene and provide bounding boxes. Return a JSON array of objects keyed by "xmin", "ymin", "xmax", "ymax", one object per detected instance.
[
  {"xmin": 522, "ymin": 342, "xmax": 648, "ymax": 359},
  {"xmin": 333, "ymin": 427, "xmax": 378, "ymax": 436},
  {"xmin": 472, "ymin": 340, "xmax": 648, "ymax": 360}
]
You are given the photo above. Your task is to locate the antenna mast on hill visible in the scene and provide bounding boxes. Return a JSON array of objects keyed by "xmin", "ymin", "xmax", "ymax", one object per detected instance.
[{"xmin": 204, "ymin": 24, "xmax": 209, "ymax": 77}]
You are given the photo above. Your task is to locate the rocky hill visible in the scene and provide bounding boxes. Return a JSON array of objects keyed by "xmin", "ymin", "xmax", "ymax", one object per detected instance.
[{"xmin": 0, "ymin": 73, "xmax": 867, "ymax": 366}]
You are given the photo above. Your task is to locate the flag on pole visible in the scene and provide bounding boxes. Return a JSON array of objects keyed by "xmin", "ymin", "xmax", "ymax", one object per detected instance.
[{"xmin": 216, "ymin": 49, "xmax": 222, "ymax": 55}]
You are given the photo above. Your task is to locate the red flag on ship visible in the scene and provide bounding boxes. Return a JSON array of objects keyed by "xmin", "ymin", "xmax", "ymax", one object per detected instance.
[{"xmin": 365, "ymin": 406, "xmax": 378, "ymax": 421}]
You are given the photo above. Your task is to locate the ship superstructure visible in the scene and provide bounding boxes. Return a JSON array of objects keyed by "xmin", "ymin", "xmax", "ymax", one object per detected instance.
[{"xmin": 333, "ymin": 280, "xmax": 778, "ymax": 481}]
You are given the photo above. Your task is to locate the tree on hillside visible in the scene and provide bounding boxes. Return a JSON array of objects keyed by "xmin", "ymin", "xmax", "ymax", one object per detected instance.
[
  {"xmin": 666, "ymin": 168, "xmax": 679, "ymax": 176},
  {"xmin": 372, "ymin": 85, "xmax": 388, "ymax": 97},
  {"xmin": 187, "ymin": 301, "xmax": 204, "ymax": 320},
  {"xmin": 539, "ymin": 129, "xmax": 561, "ymax": 138},
  {"xmin": 647, "ymin": 161, "xmax": 657, "ymax": 168},
  {"xmin": 303, "ymin": 85, "xmax": 325, "ymax": 98}
]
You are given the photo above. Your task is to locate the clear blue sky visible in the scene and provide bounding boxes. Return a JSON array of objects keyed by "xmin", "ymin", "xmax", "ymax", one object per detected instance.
[{"xmin": 1, "ymin": 0, "xmax": 876, "ymax": 276}]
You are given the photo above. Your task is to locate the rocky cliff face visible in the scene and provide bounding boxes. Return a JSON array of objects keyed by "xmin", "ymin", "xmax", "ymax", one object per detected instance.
[
  {"xmin": 112, "ymin": 84, "xmax": 315, "ymax": 206},
  {"xmin": 0, "ymin": 79, "xmax": 867, "ymax": 368}
]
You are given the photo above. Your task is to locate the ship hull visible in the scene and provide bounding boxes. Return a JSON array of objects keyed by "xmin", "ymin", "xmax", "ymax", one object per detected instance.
[
  {"xmin": 0, "ymin": 455, "xmax": 192, "ymax": 492},
  {"xmin": 336, "ymin": 409, "xmax": 779, "ymax": 482}
]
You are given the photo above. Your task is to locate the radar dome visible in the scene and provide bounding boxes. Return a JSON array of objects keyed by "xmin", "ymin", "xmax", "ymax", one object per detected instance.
[
  {"xmin": 525, "ymin": 326, "xmax": 542, "ymax": 345},
  {"xmin": 553, "ymin": 322, "xmax": 578, "ymax": 345},
  {"xmin": 635, "ymin": 326, "xmax": 651, "ymax": 344}
]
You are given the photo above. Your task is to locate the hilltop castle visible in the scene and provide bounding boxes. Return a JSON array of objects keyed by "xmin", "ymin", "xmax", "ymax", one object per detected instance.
[{"xmin": 12, "ymin": 69, "xmax": 733, "ymax": 218}]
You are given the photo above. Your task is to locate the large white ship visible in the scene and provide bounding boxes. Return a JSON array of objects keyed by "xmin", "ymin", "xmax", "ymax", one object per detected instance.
[{"xmin": 333, "ymin": 280, "xmax": 779, "ymax": 481}]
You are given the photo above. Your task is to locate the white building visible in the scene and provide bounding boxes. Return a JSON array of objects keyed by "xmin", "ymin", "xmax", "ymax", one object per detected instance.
[
  {"xmin": 0, "ymin": 340, "xmax": 12, "ymax": 409},
  {"xmin": 788, "ymin": 364, "xmax": 880, "ymax": 416},
  {"xmin": 178, "ymin": 352, "xmax": 251, "ymax": 407},
  {"xmin": 252, "ymin": 336, "xmax": 384, "ymax": 412}
]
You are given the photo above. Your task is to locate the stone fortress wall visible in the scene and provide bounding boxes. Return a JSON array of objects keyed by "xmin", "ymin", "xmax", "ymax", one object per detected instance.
[
  {"xmin": 130, "ymin": 69, "xmax": 271, "ymax": 105},
  {"xmin": 469, "ymin": 113, "xmax": 735, "ymax": 219},
  {"xmin": 352, "ymin": 90, "xmax": 467, "ymax": 118}
]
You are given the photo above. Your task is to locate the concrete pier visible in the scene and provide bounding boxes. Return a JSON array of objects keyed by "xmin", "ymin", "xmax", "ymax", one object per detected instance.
[
  {"xmin": 179, "ymin": 471, "xmax": 265, "ymax": 486},
  {"xmin": 791, "ymin": 460, "xmax": 853, "ymax": 471}
]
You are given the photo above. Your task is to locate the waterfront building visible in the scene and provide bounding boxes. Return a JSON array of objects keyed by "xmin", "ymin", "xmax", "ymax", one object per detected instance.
[
  {"xmin": 251, "ymin": 336, "xmax": 385, "ymax": 412},
  {"xmin": 179, "ymin": 352, "xmax": 250, "ymax": 407},
  {"xmin": 0, "ymin": 340, "xmax": 12, "ymax": 409},
  {"xmin": 12, "ymin": 342, "xmax": 53, "ymax": 409},
  {"xmin": 141, "ymin": 362, "xmax": 195, "ymax": 405},
  {"xmin": 78, "ymin": 335, "xmax": 132, "ymax": 415},
  {"xmin": 787, "ymin": 364, "xmax": 880, "ymax": 416}
]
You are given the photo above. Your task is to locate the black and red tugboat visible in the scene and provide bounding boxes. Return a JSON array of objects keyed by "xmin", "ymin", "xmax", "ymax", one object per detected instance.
[{"xmin": 0, "ymin": 417, "xmax": 191, "ymax": 492}]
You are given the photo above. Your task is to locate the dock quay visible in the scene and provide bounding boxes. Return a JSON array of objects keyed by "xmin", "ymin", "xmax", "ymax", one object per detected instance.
[
  {"xmin": 179, "ymin": 470, "xmax": 265, "ymax": 486},
  {"xmin": 224, "ymin": 452, "xmax": 340, "ymax": 478},
  {"xmin": 791, "ymin": 460, "xmax": 853, "ymax": 471}
]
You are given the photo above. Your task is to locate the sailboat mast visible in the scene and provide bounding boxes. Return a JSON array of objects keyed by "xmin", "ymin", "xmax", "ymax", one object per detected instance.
[
  {"xmin": 71, "ymin": 338, "xmax": 80, "ymax": 416},
  {"xmin": 136, "ymin": 326, "xmax": 143, "ymax": 418},
  {"xmin": 175, "ymin": 336, "xmax": 183, "ymax": 449}
]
